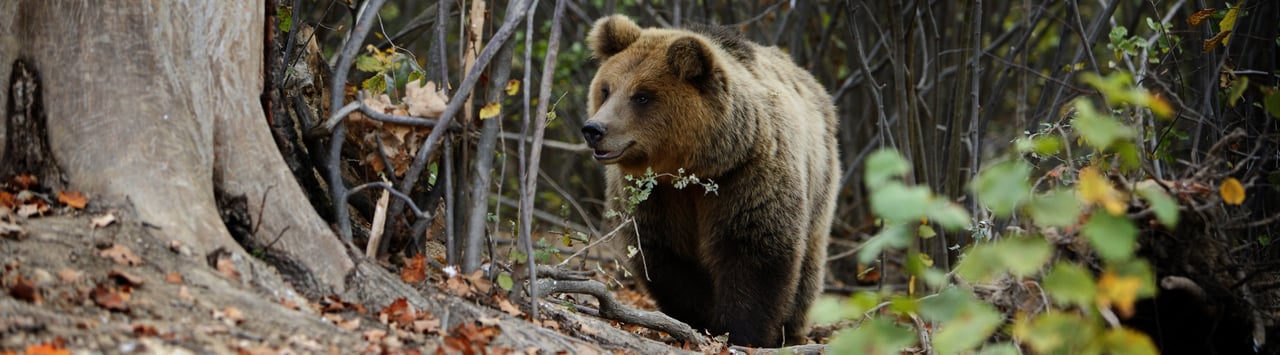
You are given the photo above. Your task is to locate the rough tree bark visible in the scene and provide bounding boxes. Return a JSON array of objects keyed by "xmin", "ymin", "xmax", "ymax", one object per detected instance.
[{"xmin": 0, "ymin": 1, "xmax": 353, "ymax": 294}]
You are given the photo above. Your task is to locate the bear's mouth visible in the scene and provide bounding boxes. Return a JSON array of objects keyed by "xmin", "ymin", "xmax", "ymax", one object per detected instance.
[{"xmin": 592, "ymin": 142, "xmax": 633, "ymax": 162}]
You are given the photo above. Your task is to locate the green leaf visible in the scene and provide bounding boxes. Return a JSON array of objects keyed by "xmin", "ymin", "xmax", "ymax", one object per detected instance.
[
  {"xmin": 917, "ymin": 224, "xmax": 937, "ymax": 239},
  {"xmin": 1136, "ymin": 183, "xmax": 1179, "ymax": 227},
  {"xmin": 928, "ymin": 200, "xmax": 971, "ymax": 230},
  {"xmin": 955, "ymin": 243, "xmax": 1004, "ymax": 283},
  {"xmin": 921, "ymin": 289, "xmax": 1003, "ymax": 354},
  {"xmin": 970, "ymin": 160, "xmax": 1032, "ymax": 217},
  {"xmin": 355, "ymin": 54, "xmax": 385, "ymax": 73},
  {"xmin": 1001, "ymin": 237, "xmax": 1052, "ymax": 276},
  {"xmin": 977, "ymin": 343, "xmax": 1021, "ymax": 355},
  {"xmin": 277, "ymin": 6, "xmax": 294, "ymax": 32},
  {"xmin": 1043, "ymin": 262, "xmax": 1096, "ymax": 308},
  {"xmin": 870, "ymin": 182, "xmax": 933, "ymax": 223},
  {"xmin": 864, "ymin": 149, "xmax": 911, "ymax": 189},
  {"xmin": 858, "ymin": 224, "xmax": 911, "ymax": 264},
  {"xmin": 809, "ymin": 292, "xmax": 884, "ymax": 325},
  {"xmin": 1102, "ymin": 327, "xmax": 1159, "ymax": 355},
  {"xmin": 362, "ymin": 74, "xmax": 387, "ymax": 94},
  {"xmin": 1013, "ymin": 312, "xmax": 1100, "ymax": 355},
  {"xmin": 1265, "ymin": 88, "xmax": 1280, "ymax": 119},
  {"xmin": 1072, "ymin": 99, "xmax": 1135, "ymax": 150},
  {"xmin": 497, "ymin": 272, "xmax": 514, "ymax": 291},
  {"xmin": 1082, "ymin": 212, "xmax": 1138, "ymax": 262},
  {"xmin": 1227, "ymin": 76, "xmax": 1249, "ymax": 107},
  {"xmin": 1028, "ymin": 189, "xmax": 1083, "ymax": 228},
  {"xmin": 828, "ymin": 318, "xmax": 917, "ymax": 355}
]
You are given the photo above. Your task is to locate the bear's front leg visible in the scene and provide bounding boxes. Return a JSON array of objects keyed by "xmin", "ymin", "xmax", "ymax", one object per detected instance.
[{"xmin": 704, "ymin": 197, "xmax": 805, "ymax": 347}]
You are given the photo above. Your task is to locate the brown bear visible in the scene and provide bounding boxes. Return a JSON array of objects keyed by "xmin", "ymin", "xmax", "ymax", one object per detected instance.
[{"xmin": 581, "ymin": 15, "xmax": 839, "ymax": 347}]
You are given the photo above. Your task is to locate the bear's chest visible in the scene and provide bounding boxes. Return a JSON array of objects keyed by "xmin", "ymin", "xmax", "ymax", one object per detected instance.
[{"xmin": 633, "ymin": 187, "xmax": 716, "ymax": 258}]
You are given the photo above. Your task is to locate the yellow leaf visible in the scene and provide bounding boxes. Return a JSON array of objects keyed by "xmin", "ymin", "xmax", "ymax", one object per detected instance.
[
  {"xmin": 505, "ymin": 79, "xmax": 520, "ymax": 96},
  {"xmin": 1078, "ymin": 166, "xmax": 1128, "ymax": 215},
  {"xmin": 1096, "ymin": 271, "xmax": 1142, "ymax": 318},
  {"xmin": 1219, "ymin": 6, "xmax": 1239, "ymax": 45},
  {"xmin": 478, "ymin": 102, "xmax": 501, "ymax": 120},
  {"xmin": 1220, "ymin": 177, "xmax": 1245, "ymax": 205}
]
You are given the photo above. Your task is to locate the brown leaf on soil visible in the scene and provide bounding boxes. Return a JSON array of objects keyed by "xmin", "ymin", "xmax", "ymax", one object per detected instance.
[
  {"xmin": 133, "ymin": 324, "xmax": 160, "ymax": 336},
  {"xmin": 464, "ymin": 270, "xmax": 492, "ymax": 294},
  {"xmin": 401, "ymin": 254, "xmax": 428, "ymax": 284},
  {"xmin": 12, "ymin": 175, "xmax": 38, "ymax": 189},
  {"xmin": 98, "ymin": 244, "xmax": 142, "ymax": 266},
  {"xmin": 496, "ymin": 297, "xmax": 523, "ymax": 316},
  {"xmin": 165, "ymin": 271, "xmax": 183, "ymax": 284},
  {"xmin": 380, "ymin": 298, "xmax": 415, "ymax": 326},
  {"xmin": 362, "ymin": 329, "xmax": 388, "ymax": 342},
  {"xmin": 90, "ymin": 213, "xmax": 117, "ymax": 228},
  {"xmin": 9, "ymin": 275, "xmax": 42, "ymax": 304},
  {"xmin": 216, "ymin": 306, "xmax": 245, "ymax": 325},
  {"xmin": 178, "ymin": 285, "xmax": 192, "ymax": 302},
  {"xmin": 17, "ymin": 203, "xmax": 42, "ymax": 218},
  {"xmin": 56, "ymin": 268, "xmax": 83, "ymax": 283},
  {"xmin": 0, "ymin": 191, "xmax": 14, "ymax": 208},
  {"xmin": 108, "ymin": 268, "xmax": 145, "ymax": 286},
  {"xmin": 444, "ymin": 275, "xmax": 473, "ymax": 298},
  {"xmin": 56, "ymin": 191, "xmax": 88, "ymax": 209},
  {"xmin": 412, "ymin": 318, "xmax": 441, "ymax": 334},
  {"xmin": 215, "ymin": 257, "xmax": 240, "ymax": 281},
  {"xmin": 91, "ymin": 283, "xmax": 129, "ymax": 311},
  {"xmin": 20, "ymin": 342, "xmax": 69, "ymax": 355},
  {"xmin": 337, "ymin": 317, "xmax": 362, "ymax": 331}
]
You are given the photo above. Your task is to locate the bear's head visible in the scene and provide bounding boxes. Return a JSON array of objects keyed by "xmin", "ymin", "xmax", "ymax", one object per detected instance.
[{"xmin": 581, "ymin": 15, "xmax": 748, "ymax": 178}]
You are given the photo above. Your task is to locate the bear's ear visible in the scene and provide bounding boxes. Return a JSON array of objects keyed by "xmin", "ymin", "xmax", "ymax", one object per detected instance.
[
  {"xmin": 588, "ymin": 15, "xmax": 642, "ymax": 60},
  {"xmin": 666, "ymin": 37, "xmax": 715, "ymax": 82}
]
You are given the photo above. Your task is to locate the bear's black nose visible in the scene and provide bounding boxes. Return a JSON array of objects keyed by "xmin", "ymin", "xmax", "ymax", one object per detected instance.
[{"xmin": 581, "ymin": 122, "xmax": 606, "ymax": 146}]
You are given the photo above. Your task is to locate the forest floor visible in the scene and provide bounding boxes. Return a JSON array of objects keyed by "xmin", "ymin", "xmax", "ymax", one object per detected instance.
[{"xmin": 0, "ymin": 204, "xmax": 819, "ymax": 354}]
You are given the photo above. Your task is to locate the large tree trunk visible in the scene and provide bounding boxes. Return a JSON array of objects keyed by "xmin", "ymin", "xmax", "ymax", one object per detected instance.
[{"xmin": 0, "ymin": 1, "xmax": 352, "ymax": 293}]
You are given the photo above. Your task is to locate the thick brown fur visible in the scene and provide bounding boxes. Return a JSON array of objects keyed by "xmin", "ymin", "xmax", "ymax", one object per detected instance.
[{"xmin": 582, "ymin": 15, "xmax": 839, "ymax": 347}]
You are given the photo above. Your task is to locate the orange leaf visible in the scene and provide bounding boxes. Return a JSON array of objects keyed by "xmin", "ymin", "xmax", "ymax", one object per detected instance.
[
  {"xmin": 1078, "ymin": 166, "xmax": 1128, "ymax": 215},
  {"xmin": 1203, "ymin": 30, "xmax": 1230, "ymax": 52},
  {"xmin": 1187, "ymin": 8, "xmax": 1215, "ymax": 26},
  {"xmin": 400, "ymin": 254, "xmax": 428, "ymax": 284},
  {"xmin": 1097, "ymin": 271, "xmax": 1142, "ymax": 318},
  {"xmin": 57, "ymin": 191, "xmax": 89, "ymax": 209},
  {"xmin": 23, "ymin": 343, "xmax": 69, "ymax": 355},
  {"xmin": 13, "ymin": 175, "xmax": 38, "ymax": 189},
  {"xmin": 1220, "ymin": 177, "xmax": 1245, "ymax": 205},
  {"xmin": 0, "ymin": 191, "xmax": 14, "ymax": 208}
]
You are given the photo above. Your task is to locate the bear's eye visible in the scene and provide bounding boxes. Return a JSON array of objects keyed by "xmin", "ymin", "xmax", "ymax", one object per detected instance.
[
  {"xmin": 631, "ymin": 93, "xmax": 651, "ymax": 105},
  {"xmin": 601, "ymin": 87, "xmax": 610, "ymax": 100}
]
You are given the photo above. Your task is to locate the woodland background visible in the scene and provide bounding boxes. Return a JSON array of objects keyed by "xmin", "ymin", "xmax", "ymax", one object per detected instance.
[{"xmin": 0, "ymin": 0, "xmax": 1277, "ymax": 354}]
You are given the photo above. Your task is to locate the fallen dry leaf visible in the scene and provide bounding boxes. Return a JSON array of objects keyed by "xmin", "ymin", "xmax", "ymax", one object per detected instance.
[
  {"xmin": 21, "ymin": 342, "xmax": 69, "ymax": 355},
  {"xmin": 90, "ymin": 213, "xmax": 117, "ymax": 228},
  {"xmin": 404, "ymin": 79, "xmax": 447, "ymax": 118},
  {"xmin": 91, "ymin": 283, "xmax": 130, "ymax": 312},
  {"xmin": 108, "ymin": 268, "xmax": 145, "ymax": 286},
  {"xmin": 165, "ymin": 272, "xmax": 183, "ymax": 284},
  {"xmin": 379, "ymin": 298, "xmax": 415, "ymax": 326},
  {"xmin": 444, "ymin": 276, "xmax": 472, "ymax": 297},
  {"xmin": 56, "ymin": 268, "xmax": 83, "ymax": 283},
  {"xmin": 338, "ymin": 317, "xmax": 362, "ymax": 331},
  {"xmin": 0, "ymin": 191, "xmax": 14, "ymax": 208},
  {"xmin": 412, "ymin": 318, "xmax": 441, "ymax": 334},
  {"xmin": 400, "ymin": 254, "xmax": 427, "ymax": 284},
  {"xmin": 9, "ymin": 275, "xmax": 42, "ymax": 303},
  {"xmin": 216, "ymin": 306, "xmax": 245, "ymax": 325},
  {"xmin": 12, "ymin": 174, "xmax": 37, "ymax": 189},
  {"xmin": 98, "ymin": 244, "xmax": 142, "ymax": 266},
  {"xmin": 56, "ymin": 191, "xmax": 88, "ymax": 209},
  {"xmin": 178, "ymin": 285, "xmax": 192, "ymax": 302},
  {"xmin": 477, "ymin": 316, "xmax": 500, "ymax": 327},
  {"xmin": 363, "ymin": 329, "xmax": 388, "ymax": 342},
  {"xmin": 215, "ymin": 257, "xmax": 241, "ymax": 281},
  {"xmin": 464, "ymin": 270, "xmax": 492, "ymax": 294},
  {"xmin": 17, "ymin": 204, "xmax": 41, "ymax": 218},
  {"xmin": 497, "ymin": 297, "xmax": 523, "ymax": 316}
]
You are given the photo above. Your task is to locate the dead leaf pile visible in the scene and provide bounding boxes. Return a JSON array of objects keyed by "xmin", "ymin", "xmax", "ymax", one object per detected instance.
[
  {"xmin": 377, "ymin": 298, "xmax": 441, "ymax": 335},
  {"xmin": 0, "ymin": 174, "xmax": 93, "ymax": 220},
  {"xmin": 346, "ymin": 79, "xmax": 449, "ymax": 178}
]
